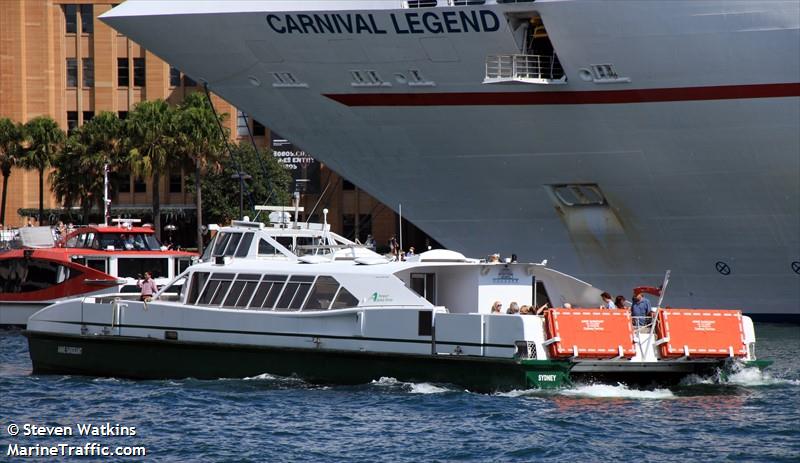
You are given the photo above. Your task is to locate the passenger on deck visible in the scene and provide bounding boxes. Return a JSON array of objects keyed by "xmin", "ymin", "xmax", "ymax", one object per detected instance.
[
  {"xmin": 488, "ymin": 253, "xmax": 500, "ymax": 263},
  {"xmin": 631, "ymin": 292, "xmax": 652, "ymax": 326},
  {"xmin": 491, "ymin": 301, "xmax": 502, "ymax": 314},
  {"xmin": 535, "ymin": 303, "xmax": 549, "ymax": 315},
  {"xmin": 519, "ymin": 305, "xmax": 530, "ymax": 315},
  {"xmin": 614, "ymin": 295, "xmax": 627, "ymax": 309},
  {"xmin": 507, "ymin": 302, "xmax": 520, "ymax": 314},
  {"xmin": 600, "ymin": 292, "xmax": 615, "ymax": 309},
  {"xmin": 563, "ymin": 303, "xmax": 573, "ymax": 309},
  {"xmin": 405, "ymin": 247, "xmax": 416, "ymax": 258}
]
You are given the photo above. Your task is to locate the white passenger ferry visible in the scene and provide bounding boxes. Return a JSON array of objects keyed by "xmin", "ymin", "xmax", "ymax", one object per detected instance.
[{"xmin": 24, "ymin": 213, "xmax": 769, "ymax": 390}]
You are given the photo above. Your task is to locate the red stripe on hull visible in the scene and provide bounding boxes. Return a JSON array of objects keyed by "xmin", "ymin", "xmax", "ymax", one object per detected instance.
[{"xmin": 324, "ymin": 83, "xmax": 800, "ymax": 107}]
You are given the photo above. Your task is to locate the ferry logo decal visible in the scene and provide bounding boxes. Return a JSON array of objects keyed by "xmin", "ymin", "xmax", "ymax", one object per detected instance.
[
  {"xmin": 371, "ymin": 292, "xmax": 392, "ymax": 303},
  {"xmin": 57, "ymin": 346, "xmax": 82, "ymax": 355}
]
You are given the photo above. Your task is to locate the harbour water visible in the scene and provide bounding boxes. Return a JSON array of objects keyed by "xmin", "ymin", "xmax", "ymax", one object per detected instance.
[{"xmin": 1, "ymin": 324, "xmax": 798, "ymax": 462}]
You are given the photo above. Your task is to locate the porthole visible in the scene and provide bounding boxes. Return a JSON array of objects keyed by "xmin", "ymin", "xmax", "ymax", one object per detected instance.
[
  {"xmin": 715, "ymin": 261, "xmax": 731, "ymax": 276},
  {"xmin": 792, "ymin": 261, "xmax": 800, "ymax": 275}
]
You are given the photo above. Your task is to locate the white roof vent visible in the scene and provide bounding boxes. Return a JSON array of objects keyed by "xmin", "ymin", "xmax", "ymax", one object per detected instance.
[
  {"xmin": 355, "ymin": 257, "xmax": 390, "ymax": 266},
  {"xmin": 418, "ymin": 249, "xmax": 468, "ymax": 262},
  {"xmin": 298, "ymin": 255, "xmax": 329, "ymax": 264}
]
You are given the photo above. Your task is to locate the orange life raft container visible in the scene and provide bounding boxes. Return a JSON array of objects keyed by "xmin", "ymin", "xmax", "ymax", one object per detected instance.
[
  {"xmin": 544, "ymin": 309, "xmax": 636, "ymax": 359},
  {"xmin": 655, "ymin": 309, "xmax": 747, "ymax": 358}
]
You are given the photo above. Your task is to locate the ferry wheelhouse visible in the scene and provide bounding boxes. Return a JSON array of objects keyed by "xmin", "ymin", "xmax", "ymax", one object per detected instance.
[
  {"xmin": 0, "ymin": 222, "xmax": 195, "ymax": 326},
  {"xmin": 24, "ymin": 215, "xmax": 769, "ymax": 390}
]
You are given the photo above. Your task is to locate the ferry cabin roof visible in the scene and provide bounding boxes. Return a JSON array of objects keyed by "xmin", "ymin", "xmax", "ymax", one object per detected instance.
[{"xmin": 164, "ymin": 222, "xmax": 603, "ymax": 315}]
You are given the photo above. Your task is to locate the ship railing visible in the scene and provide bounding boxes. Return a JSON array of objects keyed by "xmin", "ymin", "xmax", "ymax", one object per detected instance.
[{"xmin": 485, "ymin": 54, "xmax": 566, "ymax": 83}]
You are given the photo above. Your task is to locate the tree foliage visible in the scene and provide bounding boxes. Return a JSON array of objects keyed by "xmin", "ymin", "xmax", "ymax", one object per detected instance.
[
  {"xmin": 0, "ymin": 118, "xmax": 24, "ymax": 225},
  {"xmin": 188, "ymin": 142, "xmax": 291, "ymax": 226},
  {"xmin": 22, "ymin": 116, "xmax": 65, "ymax": 224}
]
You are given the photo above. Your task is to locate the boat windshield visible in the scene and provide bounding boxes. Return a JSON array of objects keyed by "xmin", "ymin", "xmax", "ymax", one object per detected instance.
[{"xmin": 67, "ymin": 232, "xmax": 161, "ymax": 251}]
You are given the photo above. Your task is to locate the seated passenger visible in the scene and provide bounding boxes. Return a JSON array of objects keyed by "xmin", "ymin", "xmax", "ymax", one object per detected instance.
[
  {"xmin": 631, "ymin": 292, "xmax": 653, "ymax": 326},
  {"xmin": 614, "ymin": 295, "xmax": 627, "ymax": 309},
  {"xmin": 519, "ymin": 305, "xmax": 530, "ymax": 315},
  {"xmin": 600, "ymin": 292, "xmax": 615, "ymax": 309},
  {"xmin": 563, "ymin": 303, "xmax": 573, "ymax": 309},
  {"xmin": 491, "ymin": 301, "xmax": 502, "ymax": 314},
  {"xmin": 506, "ymin": 302, "xmax": 520, "ymax": 314}
]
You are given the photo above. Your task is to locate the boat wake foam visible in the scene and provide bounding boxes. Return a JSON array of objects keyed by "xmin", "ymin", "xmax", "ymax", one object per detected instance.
[
  {"xmin": 371, "ymin": 376, "xmax": 450, "ymax": 394},
  {"xmin": 680, "ymin": 366, "xmax": 800, "ymax": 388},
  {"xmin": 559, "ymin": 383, "xmax": 675, "ymax": 400}
]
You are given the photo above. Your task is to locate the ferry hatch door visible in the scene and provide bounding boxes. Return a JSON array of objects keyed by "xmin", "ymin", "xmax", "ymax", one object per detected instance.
[{"xmin": 411, "ymin": 273, "xmax": 436, "ymax": 305}]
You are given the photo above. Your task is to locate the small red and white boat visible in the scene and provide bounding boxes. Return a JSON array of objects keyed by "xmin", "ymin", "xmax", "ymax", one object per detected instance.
[{"xmin": 0, "ymin": 222, "xmax": 195, "ymax": 326}]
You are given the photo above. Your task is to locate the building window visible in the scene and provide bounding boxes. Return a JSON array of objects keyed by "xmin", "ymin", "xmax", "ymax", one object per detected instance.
[
  {"xmin": 82, "ymin": 58, "xmax": 94, "ymax": 87},
  {"xmin": 67, "ymin": 111, "xmax": 78, "ymax": 134},
  {"xmin": 183, "ymin": 74, "xmax": 197, "ymax": 87},
  {"xmin": 253, "ymin": 120, "xmax": 266, "ymax": 137},
  {"xmin": 80, "ymin": 5, "xmax": 93, "ymax": 34},
  {"xmin": 236, "ymin": 111, "xmax": 249, "ymax": 137},
  {"xmin": 133, "ymin": 58, "xmax": 146, "ymax": 87},
  {"xmin": 169, "ymin": 66, "xmax": 181, "ymax": 87},
  {"xmin": 83, "ymin": 112, "xmax": 94, "ymax": 123},
  {"xmin": 133, "ymin": 177, "xmax": 146, "ymax": 193},
  {"xmin": 342, "ymin": 214, "xmax": 371, "ymax": 243},
  {"xmin": 118, "ymin": 173, "xmax": 131, "ymax": 193},
  {"xmin": 117, "ymin": 58, "xmax": 129, "ymax": 87},
  {"xmin": 118, "ymin": 111, "xmax": 128, "ymax": 120},
  {"xmin": 66, "ymin": 58, "xmax": 78, "ymax": 87},
  {"xmin": 63, "ymin": 5, "xmax": 77, "ymax": 34},
  {"xmin": 169, "ymin": 174, "xmax": 182, "ymax": 193}
]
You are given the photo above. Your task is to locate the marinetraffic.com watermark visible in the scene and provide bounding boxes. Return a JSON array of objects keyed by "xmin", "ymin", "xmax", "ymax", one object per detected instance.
[{"xmin": 4, "ymin": 422, "xmax": 146, "ymax": 458}]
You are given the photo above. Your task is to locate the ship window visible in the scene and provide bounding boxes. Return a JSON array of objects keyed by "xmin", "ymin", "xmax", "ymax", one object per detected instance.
[
  {"xmin": 117, "ymin": 258, "xmax": 168, "ymax": 279},
  {"xmin": 210, "ymin": 277, "xmax": 234, "ymax": 306},
  {"xmin": 176, "ymin": 258, "xmax": 192, "ymax": 274},
  {"xmin": 331, "ymin": 287, "xmax": 359, "ymax": 310},
  {"xmin": 231, "ymin": 274, "xmax": 261, "ymax": 308},
  {"xmin": 303, "ymin": 276, "xmax": 339, "ymax": 311},
  {"xmin": 212, "ymin": 233, "xmax": 231, "ymax": 256},
  {"xmin": 235, "ymin": 233, "xmax": 254, "ymax": 258},
  {"xmin": 188, "ymin": 272, "xmax": 210, "ymax": 304},
  {"xmin": 0, "ymin": 259, "xmax": 80, "ymax": 294},
  {"xmin": 197, "ymin": 273, "xmax": 235, "ymax": 306},
  {"xmin": 223, "ymin": 280, "xmax": 247, "ymax": 307},
  {"xmin": 278, "ymin": 275, "xmax": 314, "ymax": 311},
  {"xmin": 86, "ymin": 258, "xmax": 106, "ymax": 273},
  {"xmin": 258, "ymin": 239, "xmax": 278, "ymax": 256},
  {"xmin": 249, "ymin": 275, "xmax": 288, "ymax": 309},
  {"xmin": 406, "ymin": 0, "xmax": 438, "ymax": 8},
  {"xmin": 224, "ymin": 233, "xmax": 242, "ymax": 257}
]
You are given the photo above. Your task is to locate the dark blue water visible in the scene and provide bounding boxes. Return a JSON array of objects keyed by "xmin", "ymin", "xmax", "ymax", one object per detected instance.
[{"xmin": 2, "ymin": 324, "xmax": 799, "ymax": 462}]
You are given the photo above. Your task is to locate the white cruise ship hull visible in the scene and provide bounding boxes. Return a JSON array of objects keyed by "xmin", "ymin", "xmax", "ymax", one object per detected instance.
[{"xmin": 102, "ymin": 0, "xmax": 800, "ymax": 320}]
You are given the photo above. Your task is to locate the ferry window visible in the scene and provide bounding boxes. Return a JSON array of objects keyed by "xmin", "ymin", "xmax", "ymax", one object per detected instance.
[
  {"xmin": 224, "ymin": 233, "xmax": 243, "ymax": 257},
  {"xmin": 86, "ymin": 258, "xmax": 106, "ymax": 274},
  {"xmin": 231, "ymin": 274, "xmax": 261, "ymax": 308},
  {"xmin": 331, "ymin": 287, "xmax": 359, "ymax": 310},
  {"xmin": 223, "ymin": 279, "xmax": 248, "ymax": 307},
  {"xmin": 249, "ymin": 275, "xmax": 288, "ymax": 309},
  {"xmin": 258, "ymin": 239, "xmax": 278, "ymax": 256},
  {"xmin": 187, "ymin": 272, "xmax": 210, "ymax": 305},
  {"xmin": 118, "ymin": 258, "xmax": 168, "ymax": 279},
  {"xmin": 534, "ymin": 279, "xmax": 551, "ymax": 310},
  {"xmin": 280, "ymin": 276, "xmax": 314, "ymax": 311},
  {"xmin": 197, "ymin": 273, "xmax": 234, "ymax": 305},
  {"xmin": 303, "ymin": 276, "xmax": 339, "ymax": 311},
  {"xmin": 235, "ymin": 233, "xmax": 254, "ymax": 258},
  {"xmin": 213, "ymin": 233, "xmax": 231, "ymax": 256},
  {"xmin": 276, "ymin": 237, "xmax": 293, "ymax": 251},
  {"xmin": 210, "ymin": 274, "xmax": 235, "ymax": 306},
  {"xmin": 176, "ymin": 258, "xmax": 192, "ymax": 274},
  {"xmin": 0, "ymin": 259, "xmax": 80, "ymax": 294}
]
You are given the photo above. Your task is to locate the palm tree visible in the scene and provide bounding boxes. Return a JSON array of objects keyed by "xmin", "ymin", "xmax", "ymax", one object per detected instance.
[
  {"xmin": 50, "ymin": 112, "xmax": 123, "ymax": 224},
  {"xmin": 176, "ymin": 92, "xmax": 225, "ymax": 253},
  {"xmin": 22, "ymin": 116, "xmax": 65, "ymax": 225},
  {"xmin": 125, "ymin": 100, "xmax": 177, "ymax": 237},
  {"xmin": 0, "ymin": 118, "xmax": 24, "ymax": 225}
]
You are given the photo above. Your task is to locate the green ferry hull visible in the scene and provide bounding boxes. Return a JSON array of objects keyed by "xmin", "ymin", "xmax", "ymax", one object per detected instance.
[{"xmin": 24, "ymin": 331, "xmax": 572, "ymax": 392}]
